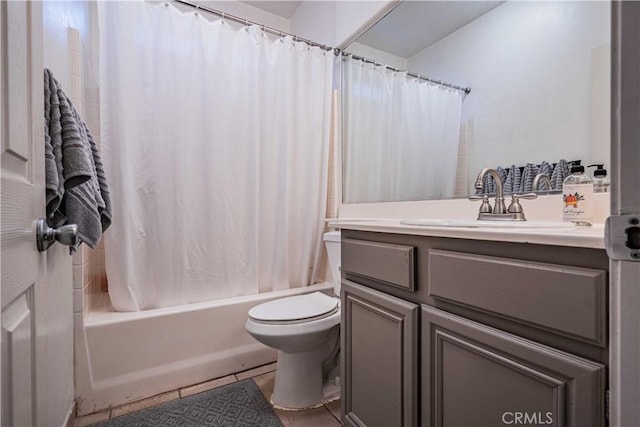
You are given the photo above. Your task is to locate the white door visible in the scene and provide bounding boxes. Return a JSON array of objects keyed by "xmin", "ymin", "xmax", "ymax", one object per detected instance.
[
  {"xmin": 608, "ymin": 1, "xmax": 640, "ymax": 426},
  {"xmin": 0, "ymin": 2, "xmax": 46, "ymax": 426}
]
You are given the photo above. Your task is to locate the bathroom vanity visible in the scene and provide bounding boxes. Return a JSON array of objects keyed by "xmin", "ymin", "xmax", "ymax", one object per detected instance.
[{"xmin": 335, "ymin": 221, "xmax": 608, "ymax": 427}]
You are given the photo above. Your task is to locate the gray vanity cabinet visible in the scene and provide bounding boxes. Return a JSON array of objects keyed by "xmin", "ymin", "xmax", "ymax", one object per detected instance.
[
  {"xmin": 422, "ymin": 305, "xmax": 605, "ymax": 427},
  {"xmin": 341, "ymin": 280, "xmax": 419, "ymax": 427},
  {"xmin": 340, "ymin": 230, "xmax": 609, "ymax": 427}
]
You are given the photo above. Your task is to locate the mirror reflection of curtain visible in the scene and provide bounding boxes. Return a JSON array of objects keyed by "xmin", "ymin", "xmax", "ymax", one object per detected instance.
[
  {"xmin": 343, "ymin": 57, "xmax": 463, "ymax": 203},
  {"xmin": 99, "ymin": 2, "xmax": 333, "ymax": 311}
]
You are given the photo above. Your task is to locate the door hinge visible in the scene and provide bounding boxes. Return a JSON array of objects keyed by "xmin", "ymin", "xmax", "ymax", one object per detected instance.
[{"xmin": 605, "ymin": 215, "xmax": 640, "ymax": 261}]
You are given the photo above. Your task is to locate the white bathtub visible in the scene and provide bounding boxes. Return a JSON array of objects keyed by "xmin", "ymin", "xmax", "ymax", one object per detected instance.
[{"xmin": 74, "ymin": 282, "xmax": 334, "ymax": 416}]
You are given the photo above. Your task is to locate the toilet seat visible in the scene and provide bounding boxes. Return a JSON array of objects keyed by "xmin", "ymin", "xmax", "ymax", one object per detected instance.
[{"xmin": 249, "ymin": 292, "xmax": 339, "ymax": 324}]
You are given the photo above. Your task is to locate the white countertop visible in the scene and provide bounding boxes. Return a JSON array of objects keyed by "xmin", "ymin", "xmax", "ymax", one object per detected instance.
[{"xmin": 328, "ymin": 218, "xmax": 606, "ymax": 249}]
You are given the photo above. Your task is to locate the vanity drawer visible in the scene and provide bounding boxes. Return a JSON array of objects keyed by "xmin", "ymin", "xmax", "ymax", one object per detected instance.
[
  {"xmin": 427, "ymin": 249, "xmax": 607, "ymax": 347},
  {"xmin": 342, "ymin": 238, "xmax": 416, "ymax": 291}
]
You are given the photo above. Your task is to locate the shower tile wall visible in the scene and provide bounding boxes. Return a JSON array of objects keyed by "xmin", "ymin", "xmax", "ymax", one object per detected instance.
[
  {"xmin": 326, "ymin": 92, "xmax": 341, "ymax": 220},
  {"xmin": 73, "ymin": 242, "xmax": 107, "ymax": 313},
  {"xmin": 454, "ymin": 121, "xmax": 472, "ymax": 197},
  {"xmin": 319, "ymin": 91, "xmax": 341, "ymax": 283},
  {"xmin": 67, "ymin": 27, "xmax": 108, "ymax": 315}
]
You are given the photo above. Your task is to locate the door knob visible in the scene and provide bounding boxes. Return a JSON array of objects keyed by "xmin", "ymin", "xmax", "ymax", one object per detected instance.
[{"xmin": 36, "ymin": 218, "xmax": 79, "ymax": 252}]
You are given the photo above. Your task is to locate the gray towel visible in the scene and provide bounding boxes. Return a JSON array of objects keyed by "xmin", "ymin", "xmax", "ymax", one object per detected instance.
[
  {"xmin": 475, "ymin": 166, "xmax": 507, "ymax": 195},
  {"xmin": 550, "ymin": 159, "xmax": 570, "ymax": 191},
  {"xmin": 496, "ymin": 166, "xmax": 507, "ymax": 191},
  {"xmin": 503, "ymin": 165, "xmax": 521, "ymax": 195},
  {"xmin": 537, "ymin": 161, "xmax": 553, "ymax": 191},
  {"xmin": 44, "ymin": 68, "xmax": 111, "ymax": 248},
  {"xmin": 521, "ymin": 163, "xmax": 539, "ymax": 193},
  {"xmin": 476, "ymin": 173, "xmax": 494, "ymax": 195}
]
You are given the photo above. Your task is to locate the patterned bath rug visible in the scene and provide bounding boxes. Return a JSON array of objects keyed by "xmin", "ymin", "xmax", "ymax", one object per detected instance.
[{"xmin": 94, "ymin": 379, "xmax": 284, "ymax": 427}]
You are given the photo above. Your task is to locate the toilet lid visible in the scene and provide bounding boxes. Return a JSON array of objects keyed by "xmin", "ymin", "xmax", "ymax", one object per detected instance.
[{"xmin": 248, "ymin": 292, "xmax": 339, "ymax": 323}]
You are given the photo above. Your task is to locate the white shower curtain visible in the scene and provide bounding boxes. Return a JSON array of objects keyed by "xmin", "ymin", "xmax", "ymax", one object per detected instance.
[
  {"xmin": 99, "ymin": 1, "xmax": 333, "ymax": 311},
  {"xmin": 343, "ymin": 57, "xmax": 463, "ymax": 203}
]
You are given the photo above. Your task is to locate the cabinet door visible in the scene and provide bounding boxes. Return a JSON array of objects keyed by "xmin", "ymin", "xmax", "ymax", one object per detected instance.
[
  {"xmin": 342, "ymin": 280, "xmax": 419, "ymax": 427},
  {"xmin": 422, "ymin": 306, "xmax": 605, "ymax": 427}
]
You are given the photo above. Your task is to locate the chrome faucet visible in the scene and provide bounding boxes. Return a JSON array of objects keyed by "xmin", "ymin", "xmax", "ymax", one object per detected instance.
[
  {"xmin": 474, "ymin": 168, "xmax": 507, "ymax": 214},
  {"xmin": 471, "ymin": 167, "xmax": 537, "ymax": 221},
  {"xmin": 532, "ymin": 173, "xmax": 552, "ymax": 192}
]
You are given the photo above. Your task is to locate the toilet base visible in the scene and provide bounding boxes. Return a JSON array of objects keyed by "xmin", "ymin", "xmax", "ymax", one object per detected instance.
[
  {"xmin": 271, "ymin": 347, "xmax": 332, "ymax": 410},
  {"xmin": 272, "ymin": 373, "xmax": 341, "ymax": 411},
  {"xmin": 322, "ymin": 376, "xmax": 341, "ymax": 404}
]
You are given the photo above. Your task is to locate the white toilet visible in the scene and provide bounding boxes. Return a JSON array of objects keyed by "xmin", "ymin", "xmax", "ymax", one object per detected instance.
[{"xmin": 245, "ymin": 231, "xmax": 341, "ymax": 410}]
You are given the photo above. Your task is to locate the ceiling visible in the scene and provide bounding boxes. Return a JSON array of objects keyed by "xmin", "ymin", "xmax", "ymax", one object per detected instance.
[
  {"xmin": 356, "ymin": 1, "xmax": 505, "ymax": 58},
  {"xmin": 241, "ymin": 1, "xmax": 302, "ymax": 19},
  {"xmin": 236, "ymin": 1, "xmax": 504, "ymax": 56}
]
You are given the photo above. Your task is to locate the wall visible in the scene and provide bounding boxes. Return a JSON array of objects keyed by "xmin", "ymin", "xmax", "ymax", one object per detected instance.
[
  {"xmin": 408, "ymin": 1, "xmax": 610, "ymax": 182},
  {"xmin": 335, "ymin": 1, "xmax": 398, "ymax": 48},
  {"xmin": 347, "ymin": 42, "xmax": 407, "ymax": 70},
  {"xmin": 290, "ymin": 1, "xmax": 336, "ymax": 47},
  {"xmin": 196, "ymin": 1, "xmax": 290, "ymax": 32},
  {"xmin": 290, "ymin": 0, "xmax": 396, "ymax": 48}
]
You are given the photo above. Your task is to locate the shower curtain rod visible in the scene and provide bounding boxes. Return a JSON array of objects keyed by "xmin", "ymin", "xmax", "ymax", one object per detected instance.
[
  {"xmin": 169, "ymin": 0, "xmax": 470, "ymax": 94},
  {"xmin": 344, "ymin": 52, "xmax": 471, "ymax": 94},
  {"xmin": 171, "ymin": 0, "xmax": 335, "ymax": 53}
]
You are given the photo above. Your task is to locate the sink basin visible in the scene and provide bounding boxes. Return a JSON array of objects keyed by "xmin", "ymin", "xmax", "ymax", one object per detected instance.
[{"xmin": 400, "ymin": 219, "xmax": 576, "ymax": 229}]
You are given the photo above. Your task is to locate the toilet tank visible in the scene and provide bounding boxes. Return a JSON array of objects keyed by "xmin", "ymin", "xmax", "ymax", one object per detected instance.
[{"xmin": 323, "ymin": 231, "xmax": 341, "ymax": 297}]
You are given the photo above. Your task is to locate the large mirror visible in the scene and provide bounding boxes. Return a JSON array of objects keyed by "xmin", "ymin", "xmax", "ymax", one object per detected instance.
[{"xmin": 342, "ymin": 0, "xmax": 611, "ymax": 203}]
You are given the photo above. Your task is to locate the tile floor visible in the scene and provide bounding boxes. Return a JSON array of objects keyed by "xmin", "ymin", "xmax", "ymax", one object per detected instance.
[{"xmin": 74, "ymin": 362, "xmax": 342, "ymax": 427}]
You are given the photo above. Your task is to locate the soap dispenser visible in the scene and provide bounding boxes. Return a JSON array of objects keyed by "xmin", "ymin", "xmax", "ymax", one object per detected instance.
[
  {"xmin": 588, "ymin": 164, "xmax": 610, "ymax": 193},
  {"xmin": 562, "ymin": 160, "xmax": 593, "ymax": 226}
]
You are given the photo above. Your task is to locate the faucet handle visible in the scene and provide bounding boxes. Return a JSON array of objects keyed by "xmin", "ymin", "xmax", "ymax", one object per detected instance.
[
  {"xmin": 513, "ymin": 192, "xmax": 538, "ymax": 200},
  {"xmin": 469, "ymin": 194, "xmax": 492, "ymax": 213},
  {"xmin": 508, "ymin": 193, "xmax": 537, "ymax": 213}
]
